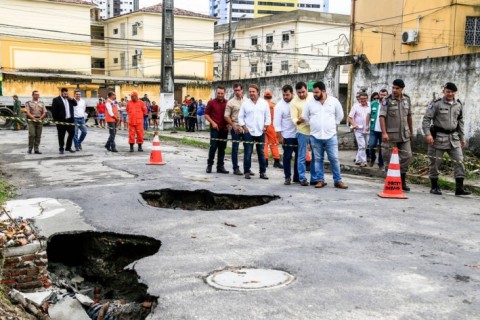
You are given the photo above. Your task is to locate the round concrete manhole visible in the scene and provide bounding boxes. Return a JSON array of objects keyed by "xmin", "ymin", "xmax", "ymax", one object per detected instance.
[
  {"xmin": 141, "ymin": 189, "xmax": 280, "ymax": 211},
  {"xmin": 205, "ymin": 267, "xmax": 295, "ymax": 291}
]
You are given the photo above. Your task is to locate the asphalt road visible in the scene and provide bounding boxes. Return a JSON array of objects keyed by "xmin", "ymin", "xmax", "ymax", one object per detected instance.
[{"xmin": 1, "ymin": 127, "xmax": 479, "ymax": 320}]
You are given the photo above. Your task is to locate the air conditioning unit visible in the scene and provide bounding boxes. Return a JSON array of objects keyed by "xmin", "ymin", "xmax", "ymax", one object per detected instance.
[
  {"xmin": 135, "ymin": 49, "xmax": 143, "ymax": 55},
  {"xmin": 401, "ymin": 30, "xmax": 418, "ymax": 44}
]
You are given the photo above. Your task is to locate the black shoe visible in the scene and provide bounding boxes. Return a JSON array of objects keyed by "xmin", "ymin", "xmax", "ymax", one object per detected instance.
[
  {"xmin": 455, "ymin": 178, "xmax": 471, "ymax": 196},
  {"xmin": 66, "ymin": 149, "xmax": 75, "ymax": 153},
  {"xmin": 300, "ymin": 179, "xmax": 309, "ymax": 186},
  {"xmin": 206, "ymin": 165, "xmax": 212, "ymax": 173},
  {"xmin": 130, "ymin": 144, "xmax": 134, "ymax": 152},
  {"xmin": 401, "ymin": 173, "xmax": 410, "ymax": 192},
  {"xmin": 111, "ymin": 148, "xmax": 118, "ymax": 153},
  {"xmin": 284, "ymin": 178, "xmax": 291, "ymax": 185},
  {"xmin": 34, "ymin": 151, "xmax": 42, "ymax": 154},
  {"xmin": 260, "ymin": 173, "xmax": 269, "ymax": 180},
  {"xmin": 138, "ymin": 144, "xmax": 143, "ymax": 152},
  {"xmin": 274, "ymin": 159, "xmax": 283, "ymax": 169},
  {"xmin": 28, "ymin": 149, "xmax": 32, "ymax": 154},
  {"xmin": 105, "ymin": 145, "xmax": 111, "ymax": 152},
  {"xmin": 217, "ymin": 167, "xmax": 229, "ymax": 174},
  {"xmin": 75, "ymin": 147, "xmax": 80, "ymax": 151},
  {"xmin": 245, "ymin": 172, "xmax": 251, "ymax": 179},
  {"xmin": 233, "ymin": 168, "xmax": 243, "ymax": 175},
  {"xmin": 60, "ymin": 150, "xmax": 64, "ymax": 154},
  {"xmin": 79, "ymin": 145, "xmax": 82, "ymax": 150},
  {"xmin": 430, "ymin": 178, "xmax": 442, "ymax": 195}
]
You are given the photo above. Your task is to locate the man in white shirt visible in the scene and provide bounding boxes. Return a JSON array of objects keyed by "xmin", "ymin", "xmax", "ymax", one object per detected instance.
[
  {"xmin": 348, "ymin": 92, "xmax": 371, "ymax": 167},
  {"xmin": 302, "ymin": 81, "xmax": 347, "ymax": 189},
  {"xmin": 274, "ymin": 84, "xmax": 297, "ymax": 185},
  {"xmin": 73, "ymin": 90, "xmax": 87, "ymax": 151},
  {"xmin": 238, "ymin": 84, "xmax": 271, "ymax": 180}
]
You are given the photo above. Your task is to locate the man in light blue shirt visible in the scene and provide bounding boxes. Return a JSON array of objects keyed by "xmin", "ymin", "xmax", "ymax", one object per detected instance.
[
  {"xmin": 238, "ymin": 84, "xmax": 271, "ymax": 180},
  {"xmin": 302, "ymin": 81, "xmax": 347, "ymax": 189}
]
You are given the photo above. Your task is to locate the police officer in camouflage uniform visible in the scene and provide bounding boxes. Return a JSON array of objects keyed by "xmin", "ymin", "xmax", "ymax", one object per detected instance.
[
  {"xmin": 422, "ymin": 82, "xmax": 470, "ymax": 196},
  {"xmin": 379, "ymin": 79, "xmax": 413, "ymax": 191}
]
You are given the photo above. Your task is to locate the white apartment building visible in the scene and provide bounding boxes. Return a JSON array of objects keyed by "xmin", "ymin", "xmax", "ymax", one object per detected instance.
[
  {"xmin": 213, "ymin": 10, "xmax": 349, "ymax": 81},
  {"xmin": 210, "ymin": 0, "xmax": 329, "ymax": 25},
  {"xmin": 92, "ymin": 0, "xmax": 139, "ymax": 19}
]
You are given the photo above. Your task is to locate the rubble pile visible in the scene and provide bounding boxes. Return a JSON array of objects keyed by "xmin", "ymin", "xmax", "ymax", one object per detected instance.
[{"xmin": 0, "ymin": 217, "xmax": 51, "ymax": 291}]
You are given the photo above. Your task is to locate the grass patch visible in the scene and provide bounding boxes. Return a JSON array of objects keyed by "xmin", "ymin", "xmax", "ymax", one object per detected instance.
[{"xmin": 0, "ymin": 178, "xmax": 15, "ymax": 206}]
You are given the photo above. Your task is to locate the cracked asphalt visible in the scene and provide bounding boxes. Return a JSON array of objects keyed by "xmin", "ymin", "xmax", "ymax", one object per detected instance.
[{"xmin": 1, "ymin": 127, "xmax": 479, "ymax": 320}]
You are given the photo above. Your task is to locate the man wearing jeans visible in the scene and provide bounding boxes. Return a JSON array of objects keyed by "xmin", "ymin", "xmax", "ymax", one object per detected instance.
[
  {"xmin": 73, "ymin": 90, "xmax": 87, "ymax": 151},
  {"xmin": 291, "ymin": 82, "xmax": 316, "ymax": 186},
  {"xmin": 224, "ymin": 83, "xmax": 245, "ymax": 175},
  {"xmin": 238, "ymin": 84, "xmax": 270, "ymax": 180},
  {"xmin": 205, "ymin": 86, "xmax": 229, "ymax": 174},
  {"xmin": 274, "ymin": 84, "xmax": 298, "ymax": 185},
  {"xmin": 302, "ymin": 81, "xmax": 347, "ymax": 189},
  {"xmin": 197, "ymin": 99, "xmax": 206, "ymax": 131}
]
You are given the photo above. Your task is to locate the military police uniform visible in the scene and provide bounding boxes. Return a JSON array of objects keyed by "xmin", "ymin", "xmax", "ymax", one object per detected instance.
[
  {"xmin": 379, "ymin": 94, "xmax": 413, "ymax": 172},
  {"xmin": 422, "ymin": 82, "xmax": 470, "ymax": 196},
  {"xmin": 25, "ymin": 99, "xmax": 47, "ymax": 154}
]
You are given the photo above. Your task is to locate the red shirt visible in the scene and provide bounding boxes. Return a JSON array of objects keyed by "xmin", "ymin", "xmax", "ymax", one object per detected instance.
[
  {"xmin": 151, "ymin": 104, "xmax": 159, "ymax": 113},
  {"xmin": 205, "ymin": 98, "xmax": 227, "ymax": 131},
  {"xmin": 97, "ymin": 103, "xmax": 106, "ymax": 114}
]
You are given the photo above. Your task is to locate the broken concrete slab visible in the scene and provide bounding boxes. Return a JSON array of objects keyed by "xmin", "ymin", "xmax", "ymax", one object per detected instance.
[
  {"xmin": 2, "ymin": 240, "xmax": 42, "ymax": 257},
  {"xmin": 75, "ymin": 293, "xmax": 94, "ymax": 306},
  {"xmin": 18, "ymin": 290, "xmax": 54, "ymax": 307},
  {"xmin": 49, "ymin": 296, "xmax": 91, "ymax": 320}
]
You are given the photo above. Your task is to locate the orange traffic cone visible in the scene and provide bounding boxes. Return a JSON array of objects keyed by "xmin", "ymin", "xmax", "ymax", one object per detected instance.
[
  {"xmin": 378, "ymin": 147, "xmax": 408, "ymax": 199},
  {"xmin": 146, "ymin": 132, "xmax": 166, "ymax": 165}
]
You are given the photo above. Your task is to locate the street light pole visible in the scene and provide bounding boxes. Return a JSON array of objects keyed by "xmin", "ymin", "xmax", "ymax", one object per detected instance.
[{"xmin": 226, "ymin": 0, "xmax": 233, "ymax": 80}]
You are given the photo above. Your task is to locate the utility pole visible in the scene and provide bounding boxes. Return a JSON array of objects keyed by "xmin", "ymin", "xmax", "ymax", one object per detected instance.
[
  {"xmin": 226, "ymin": 0, "xmax": 232, "ymax": 80},
  {"xmin": 160, "ymin": 0, "xmax": 174, "ymax": 131}
]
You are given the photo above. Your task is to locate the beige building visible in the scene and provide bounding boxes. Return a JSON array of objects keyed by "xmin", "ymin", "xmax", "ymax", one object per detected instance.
[
  {"xmin": 214, "ymin": 10, "xmax": 350, "ymax": 81},
  {"xmin": 103, "ymin": 4, "xmax": 216, "ymax": 101},
  {"xmin": 0, "ymin": 1, "xmax": 217, "ymax": 107},
  {"xmin": 352, "ymin": 0, "xmax": 480, "ymax": 64}
]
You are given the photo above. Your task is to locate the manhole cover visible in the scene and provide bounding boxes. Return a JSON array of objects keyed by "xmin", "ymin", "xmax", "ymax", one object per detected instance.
[
  {"xmin": 206, "ymin": 267, "xmax": 295, "ymax": 291},
  {"xmin": 141, "ymin": 189, "xmax": 279, "ymax": 211}
]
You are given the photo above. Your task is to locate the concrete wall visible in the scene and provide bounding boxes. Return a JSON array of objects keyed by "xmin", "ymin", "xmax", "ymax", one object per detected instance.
[{"xmin": 351, "ymin": 53, "xmax": 480, "ymax": 139}]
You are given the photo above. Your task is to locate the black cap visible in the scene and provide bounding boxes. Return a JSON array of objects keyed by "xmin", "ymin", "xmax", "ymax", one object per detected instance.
[
  {"xmin": 444, "ymin": 82, "xmax": 457, "ymax": 92},
  {"xmin": 392, "ymin": 79, "xmax": 405, "ymax": 88}
]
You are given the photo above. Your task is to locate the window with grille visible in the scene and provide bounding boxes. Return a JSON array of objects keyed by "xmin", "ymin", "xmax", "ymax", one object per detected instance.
[
  {"xmin": 282, "ymin": 32, "xmax": 289, "ymax": 42},
  {"xmin": 251, "ymin": 63, "xmax": 258, "ymax": 73},
  {"xmin": 266, "ymin": 34, "xmax": 273, "ymax": 44},
  {"xmin": 266, "ymin": 62, "xmax": 273, "ymax": 72},
  {"xmin": 281, "ymin": 60, "xmax": 288, "ymax": 71},
  {"xmin": 251, "ymin": 37, "xmax": 258, "ymax": 46},
  {"xmin": 465, "ymin": 17, "xmax": 480, "ymax": 46}
]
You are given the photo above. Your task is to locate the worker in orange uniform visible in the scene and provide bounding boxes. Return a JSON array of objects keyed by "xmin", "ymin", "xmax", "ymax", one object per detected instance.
[
  {"xmin": 263, "ymin": 90, "xmax": 283, "ymax": 168},
  {"xmin": 127, "ymin": 91, "xmax": 148, "ymax": 152}
]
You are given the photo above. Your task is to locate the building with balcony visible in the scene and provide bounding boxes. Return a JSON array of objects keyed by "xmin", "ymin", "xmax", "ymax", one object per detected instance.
[{"xmin": 213, "ymin": 10, "xmax": 349, "ymax": 81}]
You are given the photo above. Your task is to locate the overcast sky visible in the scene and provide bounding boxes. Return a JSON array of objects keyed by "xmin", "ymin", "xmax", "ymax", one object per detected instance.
[{"xmin": 140, "ymin": 0, "xmax": 351, "ymax": 15}]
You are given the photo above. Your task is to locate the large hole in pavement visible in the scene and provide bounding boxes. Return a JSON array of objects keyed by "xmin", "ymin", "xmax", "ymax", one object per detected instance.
[
  {"xmin": 47, "ymin": 231, "xmax": 161, "ymax": 319},
  {"xmin": 141, "ymin": 188, "xmax": 280, "ymax": 211}
]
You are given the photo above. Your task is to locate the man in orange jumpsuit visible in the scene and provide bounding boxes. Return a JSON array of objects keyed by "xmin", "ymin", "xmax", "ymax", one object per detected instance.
[
  {"xmin": 127, "ymin": 91, "xmax": 148, "ymax": 152},
  {"xmin": 263, "ymin": 90, "xmax": 283, "ymax": 168}
]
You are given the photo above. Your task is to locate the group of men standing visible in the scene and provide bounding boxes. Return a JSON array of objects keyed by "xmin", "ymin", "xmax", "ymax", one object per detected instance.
[
  {"xmin": 204, "ymin": 81, "xmax": 348, "ymax": 189},
  {"xmin": 23, "ymin": 89, "xmax": 148, "ymax": 154},
  {"xmin": 348, "ymin": 79, "xmax": 470, "ymax": 196}
]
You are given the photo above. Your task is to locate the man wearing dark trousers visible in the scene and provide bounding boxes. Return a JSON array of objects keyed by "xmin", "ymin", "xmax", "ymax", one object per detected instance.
[
  {"xmin": 205, "ymin": 86, "xmax": 229, "ymax": 174},
  {"xmin": 51, "ymin": 88, "xmax": 77, "ymax": 154}
]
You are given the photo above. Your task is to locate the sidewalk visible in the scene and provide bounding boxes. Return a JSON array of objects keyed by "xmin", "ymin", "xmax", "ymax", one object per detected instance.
[{"xmin": 156, "ymin": 125, "xmax": 480, "ymax": 192}]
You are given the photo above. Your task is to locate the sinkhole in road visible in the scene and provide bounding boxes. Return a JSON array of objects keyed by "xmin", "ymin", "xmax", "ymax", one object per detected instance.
[
  {"xmin": 47, "ymin": 231, "xmax": 161, "ymax": 320},
  {"xmin": 141, "ymin": 188, "xmax": 280, "ymax": 211}
]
